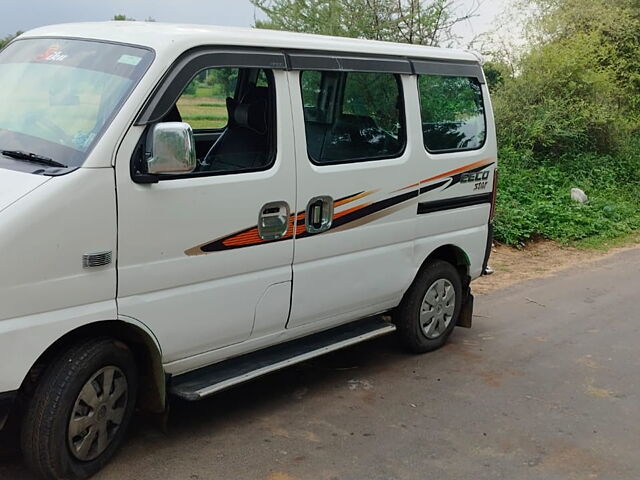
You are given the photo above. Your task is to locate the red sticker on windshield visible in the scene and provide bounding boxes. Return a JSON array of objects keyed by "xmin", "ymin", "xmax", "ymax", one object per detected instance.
[{"xmin": 36, "ymin": 45, "xmax": 68, "ymax": 62}]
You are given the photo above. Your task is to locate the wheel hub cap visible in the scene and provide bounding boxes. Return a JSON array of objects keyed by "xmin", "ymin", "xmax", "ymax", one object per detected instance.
[
  {"xmin": 420, "ymin": 278, "xmax": 455, "ymax": 339},
  {"xmin": 67, "ymin": 366, "xmax": 128, "ymax": 461}
]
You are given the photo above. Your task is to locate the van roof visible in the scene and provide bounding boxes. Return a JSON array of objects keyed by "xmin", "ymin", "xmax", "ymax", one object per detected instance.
[{"xmin": 20, "ymin": 22, "xmax": 481, "ymax": 64}]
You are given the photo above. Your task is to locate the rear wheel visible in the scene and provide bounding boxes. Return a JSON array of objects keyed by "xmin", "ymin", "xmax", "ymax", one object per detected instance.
[
  {"xmin": 396, "ymin": 259, "xmax": 463, "ymax": 353},
  {"xmin": 21, "ymin": 338, "xmax": 138, "ymax": 480}
]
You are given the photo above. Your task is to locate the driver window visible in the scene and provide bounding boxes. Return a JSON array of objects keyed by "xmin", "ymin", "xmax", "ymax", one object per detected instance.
[
  {"xmin": 167, "ymin": 67, "xmax": 277, "ymax": 175},
  {"xmin": 176, "ymin": 68, "xmax": 238, "ymax": 131}
]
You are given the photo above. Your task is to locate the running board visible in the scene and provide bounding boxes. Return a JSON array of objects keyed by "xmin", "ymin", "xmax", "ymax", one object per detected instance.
[{"xmin": 170, "ymin": 317, "xmax": 396, "ymax": 401}]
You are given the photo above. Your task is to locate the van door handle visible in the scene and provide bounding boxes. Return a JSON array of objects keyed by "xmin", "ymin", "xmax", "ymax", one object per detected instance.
[
  {"xmin": 305, "ymin": 196, "xmax": 334, "ymax": 234},
  {"xmin": 258, "ymin": 201, "xmax": 290, "ymax": 241}
]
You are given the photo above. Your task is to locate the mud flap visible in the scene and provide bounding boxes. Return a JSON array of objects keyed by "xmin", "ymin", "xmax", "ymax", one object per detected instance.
[{"xmin": 457, "ymin": 292, "xmax": 474, "ymax": 329}]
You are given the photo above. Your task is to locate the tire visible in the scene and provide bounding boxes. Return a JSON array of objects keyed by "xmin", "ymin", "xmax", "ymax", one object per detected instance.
[
  {"xmin": 396, "ymin": 259, "xmax": 463, "ymax": 353},
  {"xmin": 21, "ymin": 338, "xmax": 138, "ymax": 480}
]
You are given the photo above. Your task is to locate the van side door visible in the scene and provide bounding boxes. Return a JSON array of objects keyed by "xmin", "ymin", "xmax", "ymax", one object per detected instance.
[
  {"xmin": 115, "ymin": 51, "xmax": 296, "ymax": 365},
  {"xmin": 286, "ymin": 56, "xmax": 419, "ymax": 330}
]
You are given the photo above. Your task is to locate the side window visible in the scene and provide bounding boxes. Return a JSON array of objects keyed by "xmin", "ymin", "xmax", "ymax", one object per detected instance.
[
  {"xmin": 300, "ymin": 70, "xmax": 406, "ymax": 164},
  {"xmin": 176, "ymin": 67, "xmax": 238, "ymax": 130},
  {"xmin": 163, "ymin": 67, "xmax": 276, "ymax": 175},
  {"xmin": 418, "ymin": 75, "xmax": 486, "ymax": 153}
]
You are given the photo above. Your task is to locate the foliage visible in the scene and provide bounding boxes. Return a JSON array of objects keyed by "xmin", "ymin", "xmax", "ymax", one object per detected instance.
[
  {"xmin": 487, "ymin": 0, "xmax": 640, "ymax": 246},
  {"xmin": 112, "ymin": 14, "xmax": 155, "ymax": 22},
  {"xmin": 205, "ymin": 68, "xmax": 238, "ymax": 98},
  {"xmin": 494, "ymin": 33, "xmax": 622, "ymax": 156},
  {"xmin": 418, "ymin": 75, "xmax": 482, "ymax": 123},
  {"xmin": 494, "ymin": 145, "xmax": 640, "ymax": 245},
  {"xmin": 0, "ymin": 32, "xmax": 22, "ymax": 50},
  {"xmin": 251, "ymin": 0, "xmax": 480, "ymax": 46}
]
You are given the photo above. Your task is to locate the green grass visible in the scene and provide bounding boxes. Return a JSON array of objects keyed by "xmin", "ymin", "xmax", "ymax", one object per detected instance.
[
  {"xmin": 177, "ymin": 95, "xmax": 228, "ymax": 129},
  {"xmin": 573, "ymin": 230, "xmax": 640, "ymax": 250},
  {"xmin": 494, "ymin": 144, "xmax": 640, "ymax": 248}
]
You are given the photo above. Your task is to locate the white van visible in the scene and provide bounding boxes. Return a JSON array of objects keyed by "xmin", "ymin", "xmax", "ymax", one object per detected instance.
[{"xmin": 0, "ymin": 22, "xmax": 496, "ymax": 479}]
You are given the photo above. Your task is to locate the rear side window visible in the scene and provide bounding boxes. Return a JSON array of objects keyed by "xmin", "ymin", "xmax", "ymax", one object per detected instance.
[
  {"xmin": 300, "ymin": 71, "xmax": 405, "ymax": 164},
  {"xmin": 418, "ymin": 75, "xmax": 486, "ymax": 153}
]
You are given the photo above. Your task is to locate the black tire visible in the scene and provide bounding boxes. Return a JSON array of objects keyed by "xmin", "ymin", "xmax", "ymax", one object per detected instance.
[
  {"xmin": 396, "ymin": 259, "xmax": 463, "ymax": 353},
  {"xmin": 21, "ymin": 338, "xmax": 138, "ymax": 480}
]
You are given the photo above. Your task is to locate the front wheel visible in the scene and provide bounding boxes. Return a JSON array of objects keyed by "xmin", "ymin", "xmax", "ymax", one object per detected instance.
[
  {"xmin": 21, "ymin": 338, "xmax": 138, "ymax": 480},
  {"xmin": 396, "ymin": 260, "xmax": 463, "ymax": 353}
]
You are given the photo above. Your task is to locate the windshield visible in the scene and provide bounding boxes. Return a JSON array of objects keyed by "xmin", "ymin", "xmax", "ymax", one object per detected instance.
[{"xmin": 0, "ymin": 38, "xmax": 153, "ymax": 171}]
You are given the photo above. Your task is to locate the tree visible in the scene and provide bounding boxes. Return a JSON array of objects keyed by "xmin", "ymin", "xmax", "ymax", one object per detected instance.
[
  {"xmin": 480, "ymin": 0, "xmax": 640, "ymax": 157},
  {"xmin": 112, "ymin": 14, "xmax": 135, "ymax": 21},
  {"xmin": 0, "ymin": 31, "xmax": 22, "ymax": 50},
  {"xmin": 251, "ymin": 0, "xmax": 481, "ymax": 47}
]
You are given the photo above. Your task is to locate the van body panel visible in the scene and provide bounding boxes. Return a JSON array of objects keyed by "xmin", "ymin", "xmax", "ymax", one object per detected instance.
[
  {"xmin": 0, "ymin": 169, "xmax": 49, "ymax": 213},
  {"xmin": 0, "ymin": 302, "xmax": 117, "ymax": 393},
  {"xmin": 0, "ymin": 168, "xmax": 117, "ymax": 322},
  {"xmin": 115, "ymin": 71, "xmax": 297, "ymax": 363},
  {"xmin": 0, "ymin": 166, "xmax": 117, "ymax": 391},
  {"xmin": 413, "ymin": 81, "xmax": 497, "ymax": 280}
]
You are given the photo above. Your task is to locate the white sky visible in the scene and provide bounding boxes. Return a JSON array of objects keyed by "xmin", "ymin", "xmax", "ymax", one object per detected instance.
[
  {"xmin": 1, "ymin": 0, "xmax": 511, "ymax": 47},
  {"xmin": 453, "ymin": 0, "xmax": 510, "ymax": 46}
]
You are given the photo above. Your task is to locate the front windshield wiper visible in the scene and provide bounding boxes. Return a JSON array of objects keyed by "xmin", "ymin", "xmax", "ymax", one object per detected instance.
[{"xmin": 1, "ymin": 150, "xmax": 68, "ymax": 168}]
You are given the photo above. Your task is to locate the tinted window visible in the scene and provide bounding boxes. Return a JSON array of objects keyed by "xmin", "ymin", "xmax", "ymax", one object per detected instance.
[
  {"xmin": 418, "ymin": 75, "xmax": 486, "ymax": 153},
  {"xmin": 176, "ymin": 67, "xmax": 238, "ymax": 130},
  {"xmin": 300, "ymin": 71, "xmax": 405, "ymax": 164}
]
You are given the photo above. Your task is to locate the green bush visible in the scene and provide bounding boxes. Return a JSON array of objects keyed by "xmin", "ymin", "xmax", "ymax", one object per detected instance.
[
  {"xmin": 493, "ymin": 33, "xmax": 624, "ymax": 157},
  {"xmin": 494, "ymin": 144, "xmax": 640, "ymax": 245}
]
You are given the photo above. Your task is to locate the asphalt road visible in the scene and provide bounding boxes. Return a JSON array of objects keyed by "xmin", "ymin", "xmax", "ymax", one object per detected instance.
[{"xmin": 1, "ymin": 248, "xmax": 639, "ymax": 480}]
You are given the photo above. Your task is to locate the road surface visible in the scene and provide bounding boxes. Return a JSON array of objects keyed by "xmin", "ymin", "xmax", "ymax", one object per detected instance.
[{"xmin": 2, "ymin": 248, "xmax": 639, "ymax": 479}]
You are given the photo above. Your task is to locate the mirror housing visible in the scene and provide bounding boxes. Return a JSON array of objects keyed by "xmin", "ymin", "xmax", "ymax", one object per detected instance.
[{"xmin": 146, "ymin": 122, "xmax": 196, "ymax": 175}]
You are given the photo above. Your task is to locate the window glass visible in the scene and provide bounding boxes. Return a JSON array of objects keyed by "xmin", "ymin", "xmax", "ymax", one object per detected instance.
[
  {"xmin": 256, "ymin": 69, "xmax": 269, "ymax": 87},
  {"xmin": 418, "ymin": 75, "xmax": 486, "ymax": 152},
  {"xmin": 165, "ymin": 68, "xmax": 276, "ymax": 176},
  {"xmin": 300, "ymin": 71, "xmax": 405, "ymax": 164},
  {"xmin": 301, "ymin": 70, "xmax": 322, "ymax": 109},
  {"xmin": 176, "ymin": 67, "xmax": 238, "ymax": 130},
  {"xmin": 0, "ymin": 38, "xmax": 153, "ymax": 168}
]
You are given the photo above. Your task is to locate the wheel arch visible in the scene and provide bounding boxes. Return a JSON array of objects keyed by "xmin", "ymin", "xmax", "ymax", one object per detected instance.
[
  {"xmin": 19, "ymin": 320, "xmax": 166, "ymax": 415},
  {"xmin": 414, "ymin": 244, "xmax": 471, "ymax": 291}
]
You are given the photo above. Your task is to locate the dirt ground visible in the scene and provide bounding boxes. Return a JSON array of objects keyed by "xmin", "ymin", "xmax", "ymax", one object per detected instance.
[{"xmin": 473, "ymin": 239, "xmax": 640, "ymax": 294}]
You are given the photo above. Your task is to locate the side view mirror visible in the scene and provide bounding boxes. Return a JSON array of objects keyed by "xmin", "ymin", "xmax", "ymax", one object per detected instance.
[{"xmin": 146, "ymin": 122, "xmax": 196, "ymax": 175}]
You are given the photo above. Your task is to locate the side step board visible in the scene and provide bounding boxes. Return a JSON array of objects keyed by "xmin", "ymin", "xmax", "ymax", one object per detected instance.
[{"xmin": 170, "ymin": 317, "xmax": 396, "ymax": 401}]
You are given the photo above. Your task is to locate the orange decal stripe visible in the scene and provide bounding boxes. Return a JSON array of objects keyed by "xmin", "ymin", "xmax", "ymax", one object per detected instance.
[
  {"xmin": 419, "ymin": 158, "xmax": 494, "ymax": 185},
  {"xmin": 334, "ymin": 190, "xmax": 377, "ymax": 208},
  {"xmin": 393, "ymin": 157, "xmax": 494, "ymax": 192},
  {"xmin": 223, "ymin": 228, "xmax": 262, "ymax": 247}
]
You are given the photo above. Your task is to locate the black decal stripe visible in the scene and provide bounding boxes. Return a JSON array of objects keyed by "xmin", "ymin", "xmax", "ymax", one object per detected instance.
[
  {"xmin": 330, "ymin": 189, "xmax": 418, "ymax": 230},
  {"xmin": 297, "ymin": 189, "xmax": 419, "ymax": 239},
  {"xmin": 417, "ymin": 193, "xmax": 492, "ymax": 215},
  {"xmin": 419, "ymin": 180, "xmax": 449, "ymax": 196}
]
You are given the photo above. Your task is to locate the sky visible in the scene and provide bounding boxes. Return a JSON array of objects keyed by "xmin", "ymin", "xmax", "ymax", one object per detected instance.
[{"xmin": 1, "ymin": 0, "xmax": 509, "ymax": 46}]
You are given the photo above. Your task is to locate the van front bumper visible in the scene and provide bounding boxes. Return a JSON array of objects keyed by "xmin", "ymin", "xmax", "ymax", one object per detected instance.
[{"xmin": 0, "ymin": 391, "xmax": 17, "ymax": 431}]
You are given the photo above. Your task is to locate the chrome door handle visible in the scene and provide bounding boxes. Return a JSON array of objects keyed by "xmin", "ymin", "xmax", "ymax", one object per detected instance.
[
  {"xmin": 258, "ymin": 201, "xmax": 290, "ymax": 241},
  {"xmin": 305, "ymin": 196, "xmax": 333, "ymax": 234}
]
